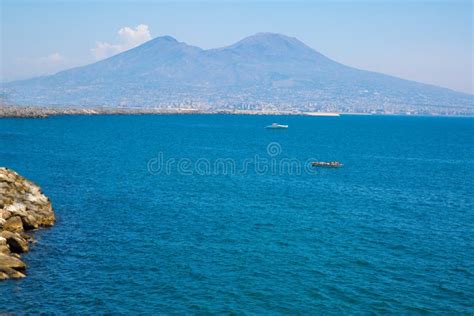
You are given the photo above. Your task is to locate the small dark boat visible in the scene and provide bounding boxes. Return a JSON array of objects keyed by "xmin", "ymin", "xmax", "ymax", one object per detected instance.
[{"xmin": 311, "ymin": 161, "xmax": 343, "ymax": 168}]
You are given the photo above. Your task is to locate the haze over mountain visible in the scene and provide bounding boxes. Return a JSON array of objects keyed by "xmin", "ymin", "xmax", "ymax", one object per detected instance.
[{"xmin": 2, "ymin": 33, "xmax": 472, "ymax": 114}]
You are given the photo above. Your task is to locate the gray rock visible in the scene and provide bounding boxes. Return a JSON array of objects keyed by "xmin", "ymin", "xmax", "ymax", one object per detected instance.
[
  {"xmin": 3, "ymin": 216, "xmax": 23, "ymax": 233},
  {"xmin": 0, "ymin": 167, "xmax": 55, "ymax": 279},
  {"xmin": 0, "ymin": 253, "xmax": 26, "ymax": 271},
  {"xmin": 21, "ymin": 214, "xmax": 39, "ymax": 230},
  {"xmin": 4, "ymin": 203, "xmax": 27, "ymax": 217},
  {"xmin": 0, "ymin": 246, "xmax": 10, "ymax": 254},
  {"xmin": 0, "ymin": 237, "xmax": 9, "ymax": 254},
  {"xmin": 1, "ymin": 231, "xmax": 29, "ymax": 253},
  {"xmin": 0, "ymin": 266, "xmax": 26, "ymax": 279},
  {"xmin": 0, "ymin": 209, "xmax": 11, "ymax": 219}
]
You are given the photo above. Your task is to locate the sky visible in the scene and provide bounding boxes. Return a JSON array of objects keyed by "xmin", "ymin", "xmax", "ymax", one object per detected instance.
[{"xmin": 1, "ymin": 0, "xmax": 473, "ymax": 94}]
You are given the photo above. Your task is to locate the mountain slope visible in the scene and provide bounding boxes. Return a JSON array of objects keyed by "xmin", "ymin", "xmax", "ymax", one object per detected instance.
[{"xmin": 2, "ymin": 33, "xmax": 472, "ymax": 114}]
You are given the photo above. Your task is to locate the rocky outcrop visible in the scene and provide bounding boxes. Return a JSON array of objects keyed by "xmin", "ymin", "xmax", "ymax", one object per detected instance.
[{"xmin": 0, "ymin": 167, "xmax": 55, "ymax": 279}]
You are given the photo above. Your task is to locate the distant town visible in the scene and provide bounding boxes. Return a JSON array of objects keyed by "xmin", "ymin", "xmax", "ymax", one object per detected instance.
[{"xmin": 1, "ymin": 101, "xmax": 472, "ymax": 118}]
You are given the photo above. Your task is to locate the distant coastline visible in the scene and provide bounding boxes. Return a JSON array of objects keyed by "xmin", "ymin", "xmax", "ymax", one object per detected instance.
[
  {"xmin": 0, "ymin": 105, "xmax": 339, "ymax": 118},
  {"xmin": 0, "ymin": 105, "xmax": 472, "ymax": 119}
]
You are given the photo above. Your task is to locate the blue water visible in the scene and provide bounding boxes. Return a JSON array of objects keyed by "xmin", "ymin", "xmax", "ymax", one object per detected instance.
[{"xmin": 0, "ymin": 115, "xmax": 473, "ymax": 314}]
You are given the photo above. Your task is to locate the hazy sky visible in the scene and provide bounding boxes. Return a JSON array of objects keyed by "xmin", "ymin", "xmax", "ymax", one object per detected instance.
[{"xmin": 1, "ymin": 0, "xmax": 472, "ymax": 94}]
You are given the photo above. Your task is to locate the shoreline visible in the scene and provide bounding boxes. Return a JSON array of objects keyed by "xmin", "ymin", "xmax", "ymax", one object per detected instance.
[
  {"xmin": 0, "ymin": 106, "xmax": 345, "ymax": 118},
  {"xmin": 0, "ymin": 167, "xmax": 55, "ymax": 280},
  {"xmin": 0, "ymin": 105, "xmax": 472, "ymax": 118}
]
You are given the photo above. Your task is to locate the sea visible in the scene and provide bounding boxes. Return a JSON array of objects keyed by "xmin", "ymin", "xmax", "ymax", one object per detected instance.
[{"xmin": 0, "ymin": 114, "xmax": 472, "ymax": 314}]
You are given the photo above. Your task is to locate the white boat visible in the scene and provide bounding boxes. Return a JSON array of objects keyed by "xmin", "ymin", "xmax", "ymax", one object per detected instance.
[{"xmin": 265, "ymin": 123, "xmax": 288, "ymax": 129}]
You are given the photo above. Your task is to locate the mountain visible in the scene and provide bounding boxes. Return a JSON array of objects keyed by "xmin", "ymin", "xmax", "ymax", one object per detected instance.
[{"xmin": 2, "ymin": 33, "xmax": 473, "ymax": 115}]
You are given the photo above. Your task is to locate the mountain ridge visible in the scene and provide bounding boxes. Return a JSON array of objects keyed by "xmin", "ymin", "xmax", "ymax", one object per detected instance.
[{"xmin": 2, "ymin": 33, "xmax": 472, "ymax": 115}]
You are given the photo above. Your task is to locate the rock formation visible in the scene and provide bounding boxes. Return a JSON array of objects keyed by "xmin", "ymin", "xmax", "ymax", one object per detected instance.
[{"xmin": 0, "ymin": 167, "xmax": 55, "ymax": 280}]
